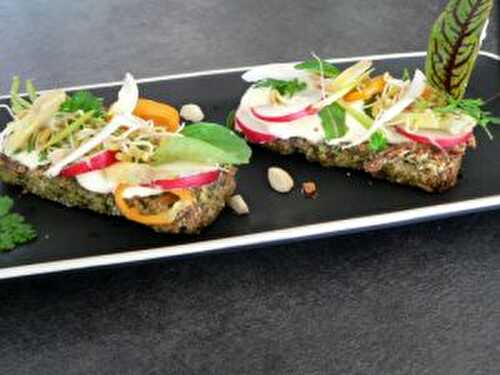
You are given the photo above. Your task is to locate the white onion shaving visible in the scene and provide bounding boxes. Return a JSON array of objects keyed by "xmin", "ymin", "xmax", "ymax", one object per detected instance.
[
  {"xmin": 109, "ymin": 73, "xmax": 139, "ymax": 115},
  {"xmin": 242, "ymin": 63, "xmax": 308, "ymax": 82},
  {"xmin": 348, "ymin": 69, "xmax": 427, "ymax": 147}
]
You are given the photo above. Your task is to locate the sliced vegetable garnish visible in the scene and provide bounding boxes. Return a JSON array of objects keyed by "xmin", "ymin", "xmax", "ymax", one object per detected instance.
[
  {"xmin": 114, "ymin": 184, "xmax": 193, "ymax": 226},
  {"xmin": 45, "ymin": 114, "xmax": 137, "ymax": 177},
  {"xmin": 425, "ymin": 0, "xmax": 493, "ymax": 99},
  {"xmin": 395, "ymin": 126, "xmax": 473, "ymax": 149},
  {"xmin": 348, "ymin": 70, "xmax": 427, "ymax": 147},
  {"xmin": 327, "ymin": 60, "xmax": 373, "ymax": 93},
  {"xmin": 255, "ymin": 78, "xmax": 307, "ymax": 98},
  {"xmin": 344, "ymin": 76, "xmax": 386, "ymax": 102},
  {"xmin": 150, "ymin": 170, "xmax": 221, "ymax": 190},
  {"xmin": 133, "ymin": 98, "xmax": 180, "ymax": 132},
  {"xmin": 60, "ymin": 91, "xmax": 104, "ymax": 118},
  {"xmin": 318, "ymin": 102, "xmax": 347, "ymax": 140},
  {"xmin": 235, "ymin": 117, "xmax": 276, "ymax": 144},
  {"xmin": 60, "ymin": 150, "xmax": 118, "ymax": 178},
  {"xmin": 5, "ymin": 90, "xmax": 67, "ymax": 154},
  {"xmin": 42, "ymin": 111, "xmax": 95, "ymax": 150},
  {"xmin": 295, "ymin": 58, "xmax": 340, "ymax": 78},
  {"xmin": 250, "ymin": 105, "xmax": 318, "ymax": 123}
]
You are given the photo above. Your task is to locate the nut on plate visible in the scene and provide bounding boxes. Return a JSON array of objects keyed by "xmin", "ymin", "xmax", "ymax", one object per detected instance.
[
  {"xmin": 268, "ymin": 167, "xmax": 294, "ymax": 193},
  {"xmin": 180, "ymin": 103, "xmax": 204, "ymax": 122},
  {"xmin": 301, "ymin": 181, "xmax": 317, "ymax": 198},
  {"xmin": 228, "ymin": 194, "xmax": 249, "ymax": 215}
]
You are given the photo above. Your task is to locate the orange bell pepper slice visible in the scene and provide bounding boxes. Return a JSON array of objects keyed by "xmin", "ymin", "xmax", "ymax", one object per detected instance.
[
  {"xmin": 344, "ymin": 76, "xmax": 386, "ymax": 102},
  {"xmin": 114, "ymin": 184, "xmax": 194, "ymax": 226},
  {"xmin": 133, "ymin": 98, "xmax": 180, "ymax": 132}
]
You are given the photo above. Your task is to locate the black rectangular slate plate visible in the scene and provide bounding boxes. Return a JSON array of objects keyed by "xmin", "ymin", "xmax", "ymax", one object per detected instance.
[{"xmin": 1, "ymin": 52, "xmax": 500, "ymax": 280}]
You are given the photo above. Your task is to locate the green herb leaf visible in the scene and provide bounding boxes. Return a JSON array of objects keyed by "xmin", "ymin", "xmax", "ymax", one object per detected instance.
[
  {"xmin": 425, "ymin": 0, "xmax": 493, "ymax": 99},
  {"xmin": 434, "ymin": 94, "xmax": 500, "ymax": 135},
  {"xmin": 255, "ymin": 78, "xmax": 307, "ymax": 97},
  {"xmin": 0, "ymin": 195, "xmax": 36, "ymax": 252},
  {"xmin": 225, "ymin": 109, "xmax": 236, "ymax": 129},
  {"xmin": 369, "ymin": 131, "xmax": 388, "ymax": 152},
  {"xmin": 153, "ymin": 123, "xmax": 252, "ymax": 165},
  {"xmin": 25, "ymin": 79, "xmax": 38, "ymax": 103},
  {"xmin": 60, "ymin": 91, "xmax": 104, "ymax": 118},
  {"xmin": 10, "ymin": 76, "xmax": 31, "ymax": 113},
  {"xmin": 319, "ymin": 102, "xmax": 347, "ymax": 140},
  {"xmin": 402, "ymin": 68, "xmax": 411, "ymax": 81},
  {"xmin": 295, "ymin": 58, "xmax": 340, "ymax": 78}
]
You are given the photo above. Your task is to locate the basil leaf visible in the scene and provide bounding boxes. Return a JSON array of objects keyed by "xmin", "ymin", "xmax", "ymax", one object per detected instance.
[
  {"xmin": 295, "ymin": 59, "xmax": 340, "ymax": 78},
  {"xmin": 319, "ymin": 103, "xmax": 347, "ymax": 140},
  {"xmin": 153, "ymin": 122, "xmax": 251, "ymax": 165}
]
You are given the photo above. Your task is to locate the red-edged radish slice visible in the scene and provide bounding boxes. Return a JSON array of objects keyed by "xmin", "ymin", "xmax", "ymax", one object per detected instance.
[
  {"xmin": 150, "ymin": 170, "xmax": 221, "ymax": 190},
  {"xmin": 395, "ymin": 126, "xmax": 473, "ymax": 149},
  {"xmin": 235, "ymin": 117, "xmax": 276, "ymax": 144},
  {"xmin": 60, "ymin": 150, "xmax": 118, "ymax": 177},
  {"xmin": 250, "ymin": 105, "xmax": 318, "ymax": 123}
]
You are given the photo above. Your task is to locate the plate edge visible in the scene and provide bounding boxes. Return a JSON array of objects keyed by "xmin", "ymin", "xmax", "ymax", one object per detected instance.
[
  {"xmin": 2, "ymin": 194, "xmax": 500, "ymax": 280},
  {"xmin": 0, "ymin": 50, "xmax": 498, "ymax": 100},
  {"xmin": 1, "ymin": 50, "xmax": 500, "ymax": 279}
]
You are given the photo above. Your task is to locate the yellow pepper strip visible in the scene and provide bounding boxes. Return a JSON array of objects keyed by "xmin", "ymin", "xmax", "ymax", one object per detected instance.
[
  {"xmin": 133, "ymin": 98, "xmax": 180, "ymax": 132},
  {"xmin": 344, "ymin": 76, "xmax": 386, "ymax": 102},
  {"xmin": 114, "ymin": 184, "xmax": 194, "ymax": 226}
]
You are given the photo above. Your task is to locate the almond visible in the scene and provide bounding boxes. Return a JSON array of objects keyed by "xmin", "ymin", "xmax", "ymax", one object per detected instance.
[
  {"xmin": 228, "ymin": 194, "xmax": 249, "ymax": 215},
  {"xmin": 268, "ymin": 167, "xmax": 294, "ymax": 193}
]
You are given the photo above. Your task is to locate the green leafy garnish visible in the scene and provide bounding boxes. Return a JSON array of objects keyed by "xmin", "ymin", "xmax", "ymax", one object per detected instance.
[
  {"xmin": 10, "ymin": 76, "xmax": 32, "ymax": 113},
  {"xmin": 225, "ymin": 109, "xmax": 236, "ymax": 129},
  {"xmin": 42, "ymin": 111, "xmax": 95, "ymax": 150},
  {"xmin": 153, "ymin": 123, "xmax": 251, "ymax": 165},
  {"xmin": 60, "ymin": 91, "xmax": 104, "ymax": 118},
  {"xmin": 434, "ymin": 95, "xmax": 500, "ymax": 135},
  {"xmin": 369, "ymin": 131, "xmax": 388, "ymax": 152},
  {"xmin": 255, "ymin": 78, "xmax": 307, "ymax": 97},
  {"xmin": 25, "ymin": 79, "xmax": 38, "ymax": 103},
  {"xmin": 318, "ymin": 103, "xmax": 347, "ymax": 140},
  {"xmin": 295, "ymin": 58, "xmax": 340, "ymax": 78},
  {"xmin": 425, "ymin": 0, "xmax": 493, "ymax": 99},
  {"xmin": 0, "ymin": 196, "xmax": 36, "ymax": 252},
  {"xmin": 402, "ymin": 68, "xmax": 411, "ymax": 81}
]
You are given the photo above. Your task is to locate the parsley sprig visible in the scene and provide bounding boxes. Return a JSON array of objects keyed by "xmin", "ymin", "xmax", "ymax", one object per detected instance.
[
  {"xmin": 0, "ymin": 196, "xmax": 36, "ymax": 251},
  {"xmin": 255, "ymin": 78, "xmax": 307, "ymax": 98},
  {"xmin": 60, "ymin": 91, "xmax": 105, "ymax": 118}
]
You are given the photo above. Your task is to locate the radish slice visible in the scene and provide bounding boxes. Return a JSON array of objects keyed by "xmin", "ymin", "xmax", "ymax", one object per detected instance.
[
  {"xmin": 60, "ymin": 150, "xmax": 118, "ymax": 177},
  {"xmin": 250, "ymin": 105, "xmax": 318, "ymax": 123},
  {"xmin": 395, "ymin": 126, "xmax": 473, "ymax": 149},
  {"xmin": 150, "ymin": 170, "xmax": 221, "ymax": 190},
  {"xmin": 235, "ymin": 117, "xmax": 276, "ymax": 144}
]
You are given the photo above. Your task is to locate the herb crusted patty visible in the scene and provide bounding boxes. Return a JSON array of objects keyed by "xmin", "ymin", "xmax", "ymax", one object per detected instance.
[
  {"xmin": 264, "ymin": 137, "xmax": 473, "ymax": 192},
  {"xmin": 0, "ymin": 154, "xmax": 237, "ymax": 234}
]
